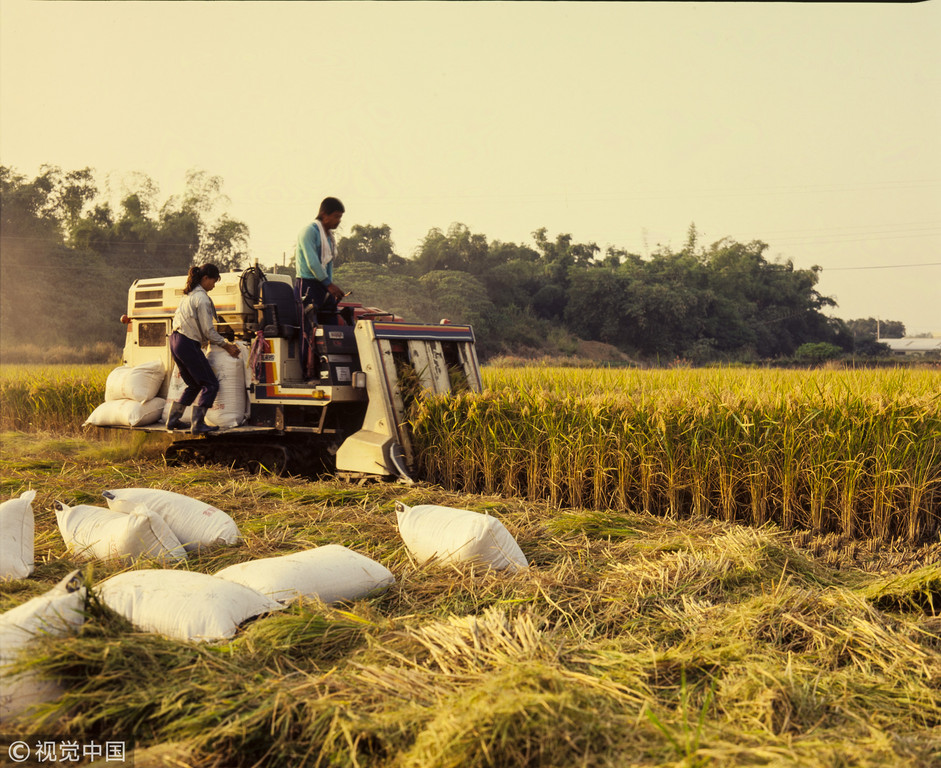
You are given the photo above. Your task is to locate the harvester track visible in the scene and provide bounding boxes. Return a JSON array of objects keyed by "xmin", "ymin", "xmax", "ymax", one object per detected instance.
[{"xmin": 164, "ymin": 433, "xmax": 337, "ymax": 477}]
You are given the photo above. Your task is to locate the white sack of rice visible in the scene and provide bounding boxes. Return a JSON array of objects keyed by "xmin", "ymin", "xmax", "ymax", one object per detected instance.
[
  {"xmin": 395, "ymin": 502, "xmax": 528, "ymax": 571},
  {"xmin": 214, "ymin": 544, "xmax": 395, "ymax": 604},
  {"xmin": 54, "ymin": 501, "xmax": 186, "ymax": 562},
  {"xmin": 0, "ymin": 570, "xmax": 85, "ymax": 724},
  {"xmin": 104, "ymin": 358, "xmax": 165, "ymax": 403},
  {"xmin": 97, "ymin": 569, "xmax": 282, "ymax": 642},
  {"xmin": 103, "ymin": 488, "xmax": 239, "ymax": 553},
  {"xmin": 160, "ymin": 341, "xmax": 250, "ymax": 429},
  {"xmin": 83, "ymin": 397, "xmax": 166, "ymax": 427},
  {"xmin": 0, "ymin": 490, "xmax": 36, "ymax": 580},
  {"xmin": 205, "ymin": 341, "xmax": 251, "ymax": 427}
]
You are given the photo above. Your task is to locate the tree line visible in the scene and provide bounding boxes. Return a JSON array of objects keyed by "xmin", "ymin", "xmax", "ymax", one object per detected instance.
[
  {"xmin": 0, "ymin": 165, "xmax": 247, "ymax": 354},
  {"xmin": 0, "ymin": 165, "xmax": 903, "ymax": 363},
  {"xmin": 334, "ymin": 222, "xmax": 901, "ymax": 362}
]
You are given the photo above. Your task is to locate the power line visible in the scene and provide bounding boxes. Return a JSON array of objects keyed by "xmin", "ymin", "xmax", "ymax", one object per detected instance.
[{"xmin": 822, "ymin": 262, "xmax": 941, "ymax": 271}]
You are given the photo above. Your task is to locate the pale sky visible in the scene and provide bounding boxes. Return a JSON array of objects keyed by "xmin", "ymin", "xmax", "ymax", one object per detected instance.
[{"xmin": 1, "ymin": 1, "xmax": 939, "ymax": 334}]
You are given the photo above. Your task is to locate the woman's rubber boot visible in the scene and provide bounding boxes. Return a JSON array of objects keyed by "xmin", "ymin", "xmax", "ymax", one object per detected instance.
[
  {"xmin": 190, "ymin": 406, "xmax": 218, "ymax": 434},
  {"xmin": 165, "ymin": 401, "xmax": 188, "ymax": 431}
]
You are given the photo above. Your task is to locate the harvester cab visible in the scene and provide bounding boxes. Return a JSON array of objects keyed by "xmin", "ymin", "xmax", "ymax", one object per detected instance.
[{"xmin": 115, "ymin": 265, "xmax": 482, "ymax": 480}]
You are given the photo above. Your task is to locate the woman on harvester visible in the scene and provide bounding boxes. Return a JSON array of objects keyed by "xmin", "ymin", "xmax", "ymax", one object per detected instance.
[{"xmin": 165, "ymin": 263, "xmax": 241, "ymax": 434}]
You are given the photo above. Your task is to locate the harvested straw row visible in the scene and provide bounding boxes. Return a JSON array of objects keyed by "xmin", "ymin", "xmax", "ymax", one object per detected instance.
[{"xmin": 4, "ymin": 432, "xmax": 940, "ymax": 768}]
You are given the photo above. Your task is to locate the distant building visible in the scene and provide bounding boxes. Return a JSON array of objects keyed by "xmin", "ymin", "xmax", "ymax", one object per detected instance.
[{"xmin": 881, "ymin": 337, "xmax": 941, "ymax": 356}]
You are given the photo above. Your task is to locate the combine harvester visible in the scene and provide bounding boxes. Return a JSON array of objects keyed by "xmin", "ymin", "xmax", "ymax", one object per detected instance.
[{"xmin": 108, "ymin": 265, "xmax": 482, "ymax": 482}]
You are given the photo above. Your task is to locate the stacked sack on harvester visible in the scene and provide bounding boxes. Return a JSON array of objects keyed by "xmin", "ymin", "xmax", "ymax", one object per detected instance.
[
  {"xmin": 84, "ymin": 359, "xmax": 167, "ymax": 427},
  {"xmin": 1, "ymin": 486, "xmax": 528, "ymax": 723}
]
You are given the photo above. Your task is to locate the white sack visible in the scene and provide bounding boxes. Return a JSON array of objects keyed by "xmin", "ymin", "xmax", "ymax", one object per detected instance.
[
  {"xmin": 0, "ymin": 570, "xmax": 85, "ymax": 724},
  {"xmin": 83, "ymin": 397, "xmax": 166, "ymax": 427},
  {"xmin": 395, "ymin": 502, "xmax": 528, "ymax": 572},
  {"xmin": 97, "ymin": 569, "xmax": 281, "ymax": 642},
  {"xmin": 161, "ymin": 341, "xmax": 250, "ymax": 429},
  {"xmin": 105, "ymin": 359, "xmax": 165, "ymax": 403},
  {"xmin": 0, "ymin": 490, "xmax": 36, "ymax": 580},
  {"xmin": 103, "ymin": 488, "xmax": 239, "ymax": 553},
  {"xmin": 54, "ymin": 501, "xmax": 186, "ymax": 562},
  {"xmin": 205, "ymin": 342, "xmax": 249, "ymax": 428},
  {"xmin": 214, "ymin": 545, "xmax": 395, "ymax": 604}
]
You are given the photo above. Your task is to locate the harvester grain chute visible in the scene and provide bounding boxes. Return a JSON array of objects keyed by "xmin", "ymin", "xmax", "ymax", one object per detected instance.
[{"xmin": 108, "ymin": 265, "xmax": 482, "ymax": 480}]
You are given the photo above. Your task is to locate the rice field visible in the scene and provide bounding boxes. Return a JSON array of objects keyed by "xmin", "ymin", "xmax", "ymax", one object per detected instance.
[
  {"xmin": 0, "ymin": 365, "xmax": 108, "ymax": 434},
  {"xmin": 2, "ymin": 363, "xmax": 940, "ymax": 543},
  {"xmin": 413, "ymin": 366, "xmax": 941, "ymax": 543},
  {"xmin": 1, "ymin": 433, "xmax": 939, "ymax": 767}
]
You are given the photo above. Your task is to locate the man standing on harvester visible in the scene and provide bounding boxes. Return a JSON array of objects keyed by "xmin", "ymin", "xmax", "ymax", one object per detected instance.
[
  {"xmin": 295, "ymin": 196, "xmax": 347, "ymax": 321},
  {"xmin": 294, "ymin": 196, "xmax": 347, "ymax": 378}
]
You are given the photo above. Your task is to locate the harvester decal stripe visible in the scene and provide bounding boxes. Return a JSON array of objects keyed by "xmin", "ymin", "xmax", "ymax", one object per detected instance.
[{"xmin": 371, "ymin": 322, "xmax": 475, "ymax": 342}]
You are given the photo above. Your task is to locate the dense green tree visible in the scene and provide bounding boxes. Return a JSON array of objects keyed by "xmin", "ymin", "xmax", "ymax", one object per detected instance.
[
  {"xmin": 1, "ymin": 165, "xmax": 95, "ymax": 242},
  {"xmin": 559, "ymin": 235, "xmax": 840, "ymax": 361},
  {"xmin": 69, "ymin": 203, "xmax": 115, "ymax": 254},
  {"xmin": 532, "ymin": 284, "xmax": 567, "ymax": 320},
  {"xmin": 701, "ymin": 239, "xmax": 835, "ymax": 358},
  {"xmin": 51, "ymin": 168, "xmax": 248, "ymax": 274},
  {"xmin": 113, "ymin": 193, "xmax": 161, "ymax": 261},
  {"xmin": 336, "ymin": 223, "xmax": 403, "ymax": 267},
  {"xmin": 853, "ymin": 338, "xmax": 892, "ymax": 356},
  {"xmin": 845, "ymin": 317, "xmax": 906, "ymax": 340},
  {"xmin": 411, "ymin": 223, "xmax": 490, "ymax": 274},
  {"xmin": 335, "ymin": 263, "xmax": 434, "ymax": 322},
  {"xmin": 1, "ymin": 165, "xmax": 251, "ymax": 353},
  {"xmin": 151, "ymin": 207, "xmax": 201, "ymax": 276},
  {"xmin": 478, "ymin": 240, "xmax": 545, "ymax": 310},
  {"xmin": 201, "ymin": 215, "xmax": 250, "ymax": 273},
  {"xmin": 601, "ymin": 245, "xmax": 642, "ymax": 269},
  {"xmin": 488, "ymin": 240, "xmax": 540, "ymax": 266},
  {"xmin": 564, "ymin": 268, "xmax": 641, "ymax": 347},
  {"xmin": 419, "ymin": 270, "xmax": 494, "ymax": 328},
  {"xmin": 795, "ymin": 342, "xmax": 843, "ymax": 364},
  {"xmin": 532, "ymin": 227, "xmax": 600, "ymax": 287}
]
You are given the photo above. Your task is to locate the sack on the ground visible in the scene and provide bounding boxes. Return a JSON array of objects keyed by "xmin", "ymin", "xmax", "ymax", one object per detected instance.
[
  {"xmin": 161, "ymin": 341, "xmax": 250, "ymax": 429},
  {"xmin": 0, "ymin": 570, "xmax": 85, "ymax": 724},
  {"xmin": 214, "ymin": 545, "xmax": 395, "ymax": 604},
  {"xmin": 0, "ymin": 490, "xmax": 36, "ymax": 580},
  {"xmin": 54, "ymin": 501, "xmax": 186, "ymax": 562},
  {"xmin": 97, "ymin": 569, "xmax": 282, "ymax": 642},
  {"xmin": 395, "ymin": 502, "xmax": 528, "ymax": 571},
  {"xmin": 105, "ymin": 359, "xmax": 165, "ymax": 403},
  {"xmin": 83, "ymin": 397, "xmax": 166, "ymax": 427},
  {"xmin": 103, "ymin": 488, "xmax": 239, "ymax": 553}
]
